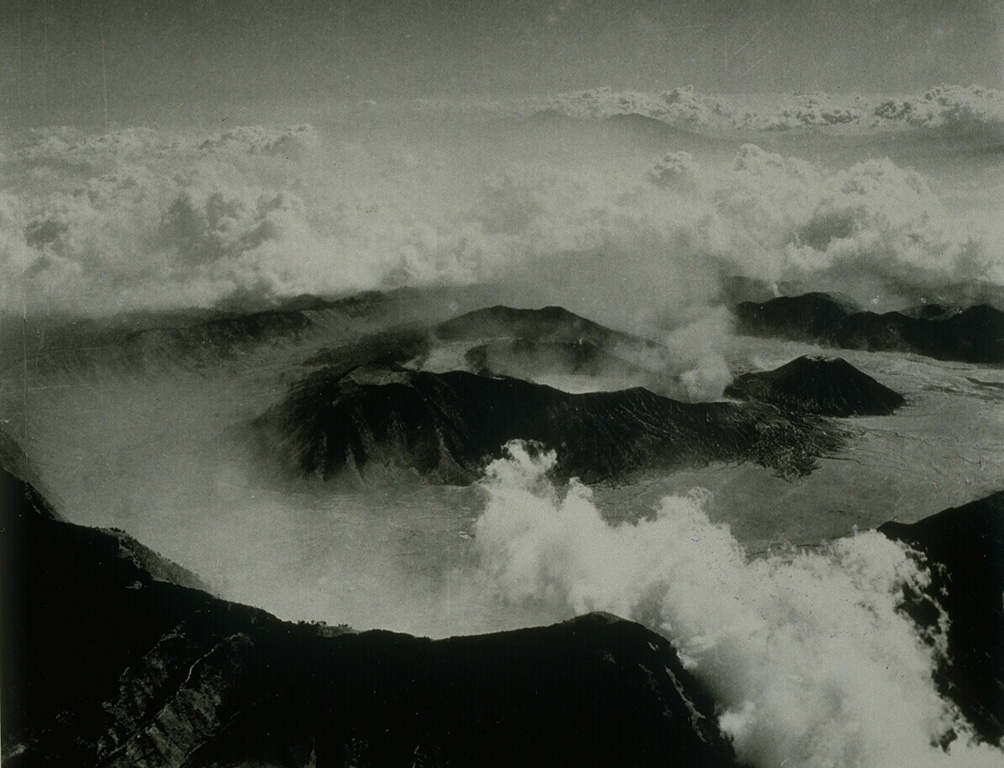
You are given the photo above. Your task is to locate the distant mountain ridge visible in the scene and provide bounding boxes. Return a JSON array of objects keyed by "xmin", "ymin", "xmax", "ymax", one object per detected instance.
[
  {"xmin": 0, "ymin": 287, "xmax": 488, "ymax": 379},
  {"xmin": 434, "ymin": 304, "xmax": 652, "ymax": 347},
  {"xmin": 429, "ymin": 305, "xmax": 663, "ymax": 385},
  {"xmin": 735, "ymin": 293, "xmax": 1004, "ymax": 364},
  {"xmin": 522, "ymin": 108, "xmax": 735, "ymax": 152}
]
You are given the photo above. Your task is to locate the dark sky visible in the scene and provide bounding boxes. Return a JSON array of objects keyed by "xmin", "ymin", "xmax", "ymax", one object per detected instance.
[{"xmin": 3, "ymin": 0, "xmax": 1003, "ymax": 126}]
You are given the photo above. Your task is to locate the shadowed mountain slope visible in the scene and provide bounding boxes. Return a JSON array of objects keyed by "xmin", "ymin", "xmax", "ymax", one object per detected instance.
[
  {"xmin": 253, "ymin": 364, "xmax": 847, "ymax": 484},
  {"xmin": 0, "ymin": 464, "xmax": 217, "ymax": 751},
  {"xmin": 1, "ymin": 463, "xmax": 741, "ymax": 768},
  {"xmin": 879, "ymin": 492, "xmax": 1004, "ymax": 745},
  {"xmin": 725, "ymin": 356, "xmax": 906, "ymax": 416},
  {"xmin": 735, "ymin": 293, "xmax": 1004, "ymax": 364}
]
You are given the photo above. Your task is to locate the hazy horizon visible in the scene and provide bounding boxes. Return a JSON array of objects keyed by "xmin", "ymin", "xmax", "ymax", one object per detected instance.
[{"xmin": 4, "ymin": 0, "xmax": 1004, "ymax": 129}]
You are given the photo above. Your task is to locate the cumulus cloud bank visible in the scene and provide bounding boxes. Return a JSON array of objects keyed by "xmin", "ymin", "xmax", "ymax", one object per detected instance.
[
  {"xmin": 473, "ymin": 441, "xmax": 1003, "ymax": 768},
  {"xmin": 2, "ymin": 111, "xmax": 1001, "ymax": 323},
  {"xmin": 1, "ymin": 124, "xmax": 394, "ymax": 315},
  {"xmin": 539, "ymin": 84, "xmax": 1004, "ymax": 133},
  {"xmin": 706, "ymin": 144, "xmax": 997, "ymax": 302}
]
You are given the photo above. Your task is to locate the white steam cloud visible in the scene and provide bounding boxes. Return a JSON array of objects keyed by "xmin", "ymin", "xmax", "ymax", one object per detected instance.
[{"xmin": 473, "ymin": 441, "xmax": 1003, "ymax": 768}]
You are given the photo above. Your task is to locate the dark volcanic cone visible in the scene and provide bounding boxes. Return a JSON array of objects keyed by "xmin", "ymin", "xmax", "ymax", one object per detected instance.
[{"xmin": 725, "ymin": 356, "xmax": 906, "ymax": 416}]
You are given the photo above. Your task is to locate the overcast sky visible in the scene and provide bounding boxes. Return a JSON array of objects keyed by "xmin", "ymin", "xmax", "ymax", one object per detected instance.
[{"xmin": 3, "ymin": 0, "xmax": 1003, "ymax": 126}]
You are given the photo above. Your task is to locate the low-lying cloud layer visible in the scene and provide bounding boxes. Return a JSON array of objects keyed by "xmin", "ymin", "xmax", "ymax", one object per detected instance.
[{"xmin": 2, "ymin": 101, "xmax": 1002, "ymax": 327}]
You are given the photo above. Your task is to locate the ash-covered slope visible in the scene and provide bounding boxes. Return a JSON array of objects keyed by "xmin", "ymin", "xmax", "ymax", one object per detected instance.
[
  {"xmin": 1, "ymin": 464, "xmax": 740, "ymax": 768},
  {"xmin": 5, "ymin": 300, "xmax": 324, "ymax": 378},
  {"xmin": 725, "ymin": 355, "xmax": 906, "ymax": 416},
  {"xmin": 254, "ymin": 364, "xmax": 846, "ymax": 484},
  {"xmin": 0, "ymin": 430, "xmax": 62, "ymax": 520},
  {"xmin": 735, "ymin": 293, "xmax": 1004, "ymax": 364},
  {"xmin": 879, "ymin": 492, "xmax": 1004, "ymax": 745}
]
